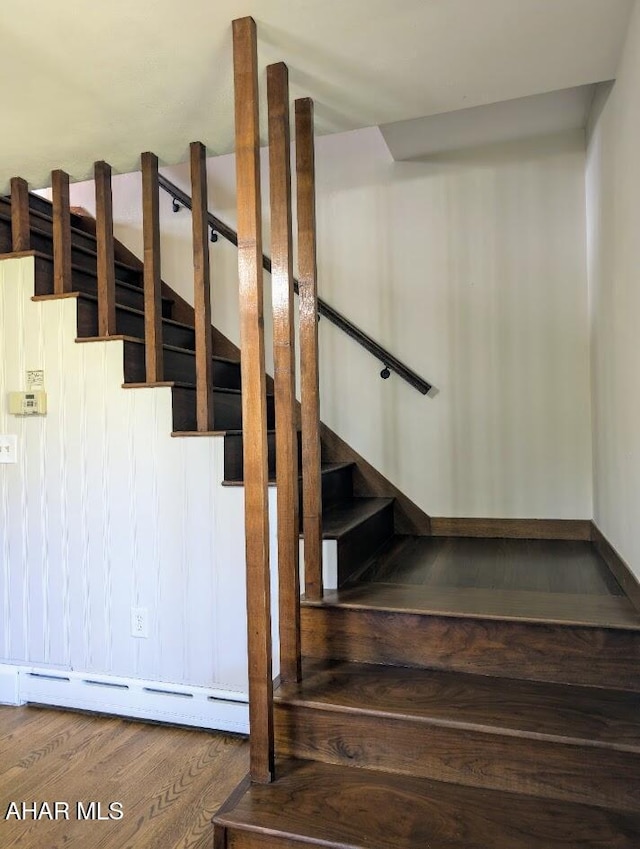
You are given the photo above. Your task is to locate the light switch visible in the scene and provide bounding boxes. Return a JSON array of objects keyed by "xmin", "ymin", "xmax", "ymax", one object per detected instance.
[{"xmin": 0, "ymin": 435, "xmax": 17, "ymax": 464}]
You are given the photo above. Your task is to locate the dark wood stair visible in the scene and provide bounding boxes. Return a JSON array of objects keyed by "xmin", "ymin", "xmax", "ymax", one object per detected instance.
[
  {"xmin": 214, "ymin": 757, "xmax": 640, "ymax": 849},
  {"xmin": 217, "ymin": 543, "xmax": 640, "ymax": 848}
]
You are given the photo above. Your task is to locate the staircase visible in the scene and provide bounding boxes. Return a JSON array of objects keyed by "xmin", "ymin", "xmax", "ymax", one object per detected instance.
[
  {"xmin": 3, "ymin": 18, "xmax": 640, "ymax": 848},
  {"xmin": 3, "ymin": 168, "xmax": 640, "ymax": 849}
]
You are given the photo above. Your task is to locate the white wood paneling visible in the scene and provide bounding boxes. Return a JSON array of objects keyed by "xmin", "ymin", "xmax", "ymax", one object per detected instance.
[{"xmin": 0, "ymin": 256, "xmax": 259, "ymax": 700}]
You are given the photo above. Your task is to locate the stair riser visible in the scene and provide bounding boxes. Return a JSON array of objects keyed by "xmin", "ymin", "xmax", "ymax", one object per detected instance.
[
  {"xmin": 335, "ymin": 504, "xmax": 394, "ymax": 585},
  {"xmin": 31, "ymin": 255, "xmax": 173, "ymax": 318},
  {"xmin": 121, "ymin": 341, "xmax": 242, "ymax": 392},
  {"xmin": 317, "ymin": 464, "xmax": 353, "ymax": 509},
  {"xmin": 275, "ymin": 703, "xmax": 640, "ymax": 811},
  {"xmin": 76, "ymin": 299, "xmax": 194, "ymax": 349},
  {"xmin": 223, "ymin": 831, "xmax": 301, "ymax": 849},
  {"xmin": 27, "ymin": 228, "xmax": 142, "ymax": 286},
  {"xmin": 171, "ymin": 386, "xmax": 275, "ymax": 432},
  {"xmin": 301, "ymin": 606, "xmax": 640, "ymax": 691},
  {"xmin": 224, "ymin": 431, "xmax": 301, "ymax": 481}
]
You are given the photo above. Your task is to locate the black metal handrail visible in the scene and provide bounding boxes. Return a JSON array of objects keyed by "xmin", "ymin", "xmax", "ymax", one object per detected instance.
[{"xmin": 158, "ymin": 173, "xmax": 432, "ymax": 395}]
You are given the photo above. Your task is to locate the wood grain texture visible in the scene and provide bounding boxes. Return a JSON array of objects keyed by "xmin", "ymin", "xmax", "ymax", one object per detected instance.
[
  {"xmin": 233, "ymin": 14, "xmax": 275, "ymax": 784},
  {"xmin": 592, "ymin": 523, "xmax": 640, "ymax": 613},
  {"xmin": 359, "ymin": 536, "xmax": 624, "ymax": 595},
  {"xmin": 275, "ymin": 661, "xmax": 640, "ymax": 810},
  {"xmin": 216, "ymin": 757, "xmax": 640, "ymax": 849},
  {"xmin": 430, "ymin": 517, "xmax": 592, "ymax": 540},
  {"xmin": 301, "ymin": 603, "xmax": 640, "ymax": 690},
  {"xmin": 0, "ymin": 705, "xmax": 248, "ymax": 849},
  {"xmin": 295, "ymin": 97, "xmax": 323, "ymax": 602},
  {"xmin": 94, "ymin": 161, "xmax": 117, "ymax": 336},
  {"xmin": 142, "ymin": 151, "xmax": 164, "ymax": 382},
  {"xmin": 51, "ymin": 169, "xmax": 72, "ymax": 294},
  {"xmin": 10, "ymin": 177, "xmax": 30, "ymax": 251},
  {"xmin": 268, "ymin": 62, "xmax": 301, "ymax": 683},
  {"xmin": 190, "ymin": 141, "xmax": 215, "ymax": 431}
]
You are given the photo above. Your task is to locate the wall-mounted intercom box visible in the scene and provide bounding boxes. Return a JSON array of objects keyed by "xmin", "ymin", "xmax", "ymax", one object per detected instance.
[{"xmin": 8, "ymin": 391, "xmax": 47, "ymax": 416}]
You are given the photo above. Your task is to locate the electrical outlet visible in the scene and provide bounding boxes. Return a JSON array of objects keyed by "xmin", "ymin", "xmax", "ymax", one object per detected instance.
[
  {"xmin": 0, "ymin": 435, "xmax": 17, "ymax": 464},
  {"xmin": 130, "ymin": 607, "xmax": 149, "ymax": 638}
]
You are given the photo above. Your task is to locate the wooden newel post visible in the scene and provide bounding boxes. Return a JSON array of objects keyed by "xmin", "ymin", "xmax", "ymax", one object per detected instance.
[
  {"xmin": 268, "ymin": 62, "xmax": 302, "ymax": 683},
  {"xmin": 52, "ymin": 170, "xmax": 72, "ymax": 295},
  {"xmin": 10, "ymin": 177, "xmax": 30, "ymax": 252},
  {"xmin": 94, "ymin": 161, "xmax": 117, "ymax": 336},
  {"xmin": 190, "ymin": 141, "xmax": 214, "ymax": 432},
  {"xmin": 295, "ymin": 97, "xmax": 323, "ymax": 602},
  {"xmin": 141, "ymin": 152, "xmax": 163, "ymax": 383},
  {"xmin": 233, "ymin": 15, "xmax": 275, "ymax": 784}
]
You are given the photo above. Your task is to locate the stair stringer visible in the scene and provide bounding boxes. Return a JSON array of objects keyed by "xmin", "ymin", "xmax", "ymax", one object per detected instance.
[{"xmin": 0, "ymin": 255, "xmax": 284, "ymax": 728}]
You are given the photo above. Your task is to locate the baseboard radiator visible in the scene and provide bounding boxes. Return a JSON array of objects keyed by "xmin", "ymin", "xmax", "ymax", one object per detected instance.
[{"xmin": 0, "ymin": 664, "xmax": 249, "ymax": 734}]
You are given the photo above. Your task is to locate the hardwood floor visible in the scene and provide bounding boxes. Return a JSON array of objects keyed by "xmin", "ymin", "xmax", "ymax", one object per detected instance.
[{"xmin": 0, "ymin": 705, "xmax": 248, "ymax": 849}]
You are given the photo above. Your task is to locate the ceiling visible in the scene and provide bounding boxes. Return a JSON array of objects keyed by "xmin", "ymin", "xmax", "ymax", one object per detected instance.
[{"xmin": 0, "ymin": 0, "xmax": 634, "ymax": 189}]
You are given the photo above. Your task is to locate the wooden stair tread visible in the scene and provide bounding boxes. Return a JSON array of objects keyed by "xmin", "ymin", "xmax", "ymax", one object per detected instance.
[
  {"xmin": 310, "ymin": 582, "xmax": 640, "ymax": 629},
  {"xmin": 276, "ymin": 659, "xmax": 640, "ymax": 751},
  {"xmin": 320, "ymin": 497, "xmax": 394, "ymax": 539},
  {"xmin": 222, "ymin": 461, "xmax": 353, "ymax": 487},
  {"xmin": 0, "ymin": 206, "xmax": 140, "ymax": 274},
  {"xmin": 64, "ymin": 289, "xmax": 193, "ymax": 332},
  {"xmin": 214, "ymin": 758, "xmax": 640, "ymax": 849}
]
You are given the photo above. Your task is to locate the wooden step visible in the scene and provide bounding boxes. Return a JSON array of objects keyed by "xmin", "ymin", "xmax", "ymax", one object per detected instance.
[
  {"xmin": 117, "ymin": 336, "xmax": 241, "ymax": 389},
  {"xmin": 0, "ymin": 209, "xmax": 142, "ymax": 286},
  {"xmin": 275, "ymin": 659, "xmax": 640, "ymax": 810},
  {"xmin": 319, "ymin": 498, "xmax": 394, "ymax": 585},
  {"xmin": 214, "ymin": 758, "xmax": 640, "ymax": 849},
  {"xmin": 74, "ymin": 292, "xmax": 194, "ymax": 349},
  {"xmin": 30, "ymin": 252, "xmax": 174, "ymax": 317},
  {"xmin": 170, "ymin": 383, "xmax": 274, "ymax": 432},
  {"xmin": 301, "ymin": 585, "xmax": 640, "ymax": 691}
]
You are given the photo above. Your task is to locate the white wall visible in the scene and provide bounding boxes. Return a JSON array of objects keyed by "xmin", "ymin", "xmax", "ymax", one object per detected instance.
[
  {"xmin": 586, "ymin": 1, "xmax": 640, "ymax": 578},
  {"xmin": 0, "ymin": 256, "xmax": 266, "ymax": 695},
  {"xmin": 59, "ymin": 125, "xmax": 593, "ymax": 520}
]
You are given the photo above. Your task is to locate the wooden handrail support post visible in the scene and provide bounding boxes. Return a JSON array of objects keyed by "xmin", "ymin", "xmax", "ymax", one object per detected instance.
[
  {"xmin": 52, "ymin": 170, "xmax": 72, "ymax": 294},
  {"xmin": 268, "ymin": 62, "xmax": 302, "ymax": 683},
  {"xmin": 190, "ymin": 141, "xmax": 214, "ymax": 431},
  {"xmin": 94, "ymin": 162, "xmax": 117, "ymax": 335},
  {"xmin": 233, "ymin": 15, "xmax": 275, "ymax": 784},
  {"xmin": 11, "ymin": 177, "xmax": 30, "ymax": 252},
  {"xmin": 295, "ymin": 97, "xmax": 323, "ymax": 601},
  {"xmin": 141, "ymin": 152, "xmax": 164, "ymax": 382}
]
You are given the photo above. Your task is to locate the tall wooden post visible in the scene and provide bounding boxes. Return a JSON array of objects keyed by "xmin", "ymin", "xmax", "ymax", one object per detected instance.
[
  {"xmin": 141, "ymin": 152, "xmax": 163, "ymax": 382},
  {"xmin": 94, "ymin": 162, "xmax": 117, "ymax": 336},
  {"xmin": 268, "ymin": 62, "xmax": 301, "ymax": 683},
  {"xmin": 52, "ymin": 170, "xmax": 72, "ymax": 294},
  {"xmin": 233, "ymin": 15, "xmax": 275, "ymax": 784},
  {"xmin": 190, "ymin": 141, "xmax": 214, "ymax": 431},
  {"xmin": 295, "ymin": 97, "xmax": 323, "ymax": 601},
  {"xmin": 10, "ymin": 177, "xmax": 30, "ymax": 252}
]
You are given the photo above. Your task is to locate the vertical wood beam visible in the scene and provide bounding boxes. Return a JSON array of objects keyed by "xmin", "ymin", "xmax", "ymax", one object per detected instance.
[
  {"xmin": 52, "ymin": 169, "xmax": 72, "ymax": 294},
  {"xmin": 268, "ymin": 62, "xmax": 301, "ymax": 683},
  {"xmin": 141, "ymin": 151, "xmax": 163, "ymax": 383},
  {"xmin": 190, "ymin": 141, "xmax": 214, "ymax": 431},
  {"xmin": 233, "ymin": 15, "xmax": 275, "ymax": 784},
  {"xmin": 10, "ymin": 177, "xmax": 30, "ymax": 252},
  {"xmin": 94, "ymin": 161, "xmax": 117, "ymax": 335},
  {"xmin": 295, "ymin": 97, "xmax": 323, "ymax": 602}
]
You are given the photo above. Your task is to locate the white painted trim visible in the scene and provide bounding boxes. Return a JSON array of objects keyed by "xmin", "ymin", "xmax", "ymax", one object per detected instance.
[
  {"xmin": 0, "ymin": 665, "xmax": 24, "ymax": 705},
  {"xmin": 0, "ymin": 664, "xmax": 248, "ymax": 733}
]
